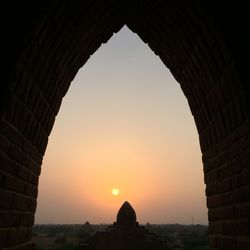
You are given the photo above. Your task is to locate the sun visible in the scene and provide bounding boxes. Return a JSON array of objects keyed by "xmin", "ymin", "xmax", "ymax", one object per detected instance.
[{"xmin": 112, "ymin": 188, "xmax": 120, "ymax": 196}]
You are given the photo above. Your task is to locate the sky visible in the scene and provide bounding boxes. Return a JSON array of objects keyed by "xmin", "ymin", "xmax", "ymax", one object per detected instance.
[{"xmin": 35, "ymin": 26, "xmax": 208, "ymax": 225}]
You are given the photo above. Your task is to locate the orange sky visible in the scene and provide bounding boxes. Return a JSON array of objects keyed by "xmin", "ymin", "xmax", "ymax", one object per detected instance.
[{"xmin": 35, "ymin": 27, "xmax": 208, "ymax": 225}]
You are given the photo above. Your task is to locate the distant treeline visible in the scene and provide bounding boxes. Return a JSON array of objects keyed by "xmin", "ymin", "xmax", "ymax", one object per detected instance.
[{"xmin": 32, "ymin": 223, "xmax": 209, "ymax": 250}]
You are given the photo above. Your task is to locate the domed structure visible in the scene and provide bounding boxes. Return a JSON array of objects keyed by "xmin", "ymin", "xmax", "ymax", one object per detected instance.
[
  {"xmin": 79, "ymin": 201, "xmax": 166, "ymax": 250},
  {"xmin": 116, "ymin": 201, "xmax": 137, "ymax": 228}
]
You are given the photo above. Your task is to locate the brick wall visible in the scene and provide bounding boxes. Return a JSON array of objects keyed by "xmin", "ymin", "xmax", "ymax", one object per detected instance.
[{"xmin": 0, "ymin": 0, "xmax": 249, "ymax": 249}]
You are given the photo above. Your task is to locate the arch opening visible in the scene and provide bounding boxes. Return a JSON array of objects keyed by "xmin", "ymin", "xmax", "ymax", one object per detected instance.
[
  {"xmin": 35, "ymin": 26, "xmax": 207, "ymax": 226},
  {"xmin": 0, "ymin": 1, "xmax": 249, "ymax": 249}
]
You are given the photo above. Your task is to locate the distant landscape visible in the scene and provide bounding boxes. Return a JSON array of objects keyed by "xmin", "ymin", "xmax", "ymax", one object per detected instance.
[{"xmin": 32, "ymin": 223, "xmax": 209, "ymax": 250}]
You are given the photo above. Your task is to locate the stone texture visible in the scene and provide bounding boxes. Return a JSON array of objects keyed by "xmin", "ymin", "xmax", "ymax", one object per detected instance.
[{"xmin": 0, "ymin": 0, "xmax": 250, "ymax": 249}]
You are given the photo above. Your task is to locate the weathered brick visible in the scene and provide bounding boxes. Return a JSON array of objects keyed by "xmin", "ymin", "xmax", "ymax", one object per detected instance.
[
  {"xmin": 219, "ymin": 157, "xmax": 242, "ymax": 180},
  {"xmin": 0, "ymin": 172, "xmax": 3, "ymax": 185},
  {"xmin": 206, "ymin": 181, "xmax": 223, "ymax": 196},
  {"xmin": 0, "ymin": 152, "xmax": 18, "ymax": 175},
  {"xmin": 19, "ymin": 106, "xmax": 30, "ymax": 136},
  {"xmin": 28, "ymin": 172, "xmax": 39, "ymax": 186},
  {"xmin": 0, "ymin": 229, "xmax": 8, "ymax": 248},
  {"xmin": 0, "ymin": 135, "xmax": 10, "ymax": 153},
  {"xmin": 0, "ymin": 211, "xmax": 20, "ymax": 227},
  {"xmin": 8, "ymin": 145, "xmax": 30, "ymax": 167},
  {"xmin": 217, "ymin": 131, "xmax": 236, "ymax": 153},
  {"xmin": 229, "ymin": 135, "xmax": 250, "ymax": 160},
  {"xmin": 23, "ymin": 111, "xmax": 36, "ymax": 144},
  {"xmin": 217, "ymin": 236, "xmax": 237, "ymax": 250},
  {"xmin": 24, "ymin": 184, "xmax": 38, "ymax": 198},
  {"xmin": 209, "ymin": 221, "xmax": 224, "ymax": 234},
  {"xmin": 230, "ymin": 157, "xmax": 243, "ymax": 174},
  {"xmin": 0, "ymin": 120, "xmax": 23, "ymax": 147},
  {"xmin": 238, "ymin": 120, "xmax": 250, "ymax": 137},
  {"xmin": 213, "ymin": 151, "xmax": 229, "ymax": 169},
  {"xmin": 204, "ymin": 169, "xmax": 218, "ymax": 184},
  {"xmin": 0, "ymin": 189, "xmax": 13, "ymax": 209},
  {"xmin": 232, "ymin": 168, "xmax": 250, "ymax": 188},
  {"xmin": 235, "ymin": 204, "xmax": 250, "ymax": 219},
  {"xmin": 7, "ymin": 228, "xmax": 29, "ymax": 246},
  {"xmin": 223, "ymin": 178, "xmax": 232, "ymax": 192},
  {"xmin": 224, "ymin": 219, "xmax": 249, "ymax": 236},
  {"xmin": 13, "ymin": 193, "xmax": 37, "ymax": 212},
  {"xmin": 241, "ymin": 151, "xmax": 250, "ymax": 168},
  {"xmin": 39, "ymin": 133, "xmax": 48, "ymax": 156},
  {"xmin": 0, "ymin": 1, "xmax": 249, "ymax": 250},
  {"xmin": 3, "ymin": 174, "xmax": 25, "ymax": 193},
  {"xmin": 44, "ymin": 112, "xmax": 56, "ymax": 136},
  {"xmin": 207, "ymin": 194, "xmax": 224, "ymax": 208},
  {"xmin": 13, "ymin": 99, "xmax": 25, "ymax": 131},
  {"xmin": 29, "ymin": 160, "xmax": 41, "ymax": 176},
  {"xmin": 225, "ymin": 186, "xmax": 250, "ymax": 205},
  {"xmin": 237, "ymin": 237, "xmax": 250, "ymax": 250},
  {"xmin": 208, "ymin": 206, "xmax": 234, "ymax": 221},
  {"xmin": 209, "ymin": 235, "xmax": 218, "ymax": 248},
  {"xmin": 202, "ymin": 146, "xmax": 217, "ymax": 162},
  {"xmin": 26, "ymin": 227, "xmax": 33, "ymax": 241},
  {"xmin": 20, "ymin": 213, "xmax": 35, "ymax": 227},
  {"xmin": 17, "ymin": 165, "xmax": 31, "ymax": 181},
  {"xmin": 14, "ymin": 241, "xmax": 36, "ymax": 250}
]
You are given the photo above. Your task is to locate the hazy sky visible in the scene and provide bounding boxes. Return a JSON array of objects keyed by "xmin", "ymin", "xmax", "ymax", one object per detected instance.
[{"xmin": 35, "ymin": 26, "xmax": 208, "ymax": 225}]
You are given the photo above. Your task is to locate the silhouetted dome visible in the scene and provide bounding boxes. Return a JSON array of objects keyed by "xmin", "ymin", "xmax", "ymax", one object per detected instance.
[
  {"xmin": 117, "ymin": 201, "xmax": 137, "ymax": 227},
  {"xmin": 81, "ymin": 221, "xmax": 93, "ymax": 232}
]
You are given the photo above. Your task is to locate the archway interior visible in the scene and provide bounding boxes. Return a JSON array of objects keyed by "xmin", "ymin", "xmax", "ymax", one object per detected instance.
[
  {"xmin": 1, "ymin": 1, "xmax": 248, "ymax": 249},
  {"xmin": 35, "ymin": 26, "xmax": 207, "ymax": 225}
]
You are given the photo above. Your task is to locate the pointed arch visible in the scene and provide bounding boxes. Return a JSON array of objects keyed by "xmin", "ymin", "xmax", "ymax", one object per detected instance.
[{"xmin": 0, "ymin": 1, "xmax": 249, "ymax": 249}]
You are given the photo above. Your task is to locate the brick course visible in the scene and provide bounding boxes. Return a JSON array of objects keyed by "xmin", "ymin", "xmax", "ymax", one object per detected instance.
[{"xmin": 0, "ymin": 0, "xmax": 250, "ymax": 249}]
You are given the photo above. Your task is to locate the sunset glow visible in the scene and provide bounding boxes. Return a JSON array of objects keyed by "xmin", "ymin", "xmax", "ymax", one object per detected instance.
[{"xmin": 35, "ymin": 27, "xmax": 207, "ymax": 225}]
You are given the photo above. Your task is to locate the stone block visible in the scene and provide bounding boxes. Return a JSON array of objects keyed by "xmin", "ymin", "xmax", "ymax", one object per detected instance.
[
  {"xmin": 0, "ymin": 189, "xmax": 13, "ymax": 209},
  {"xmin": 207, "ymin": 194, "xmax": 224, "ymax": 208}
]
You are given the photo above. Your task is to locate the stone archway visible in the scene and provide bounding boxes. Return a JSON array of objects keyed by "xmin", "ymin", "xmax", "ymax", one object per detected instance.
[{"xmin": 0, "ymin": 1, "xmax": 249, "ymax": 249}]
